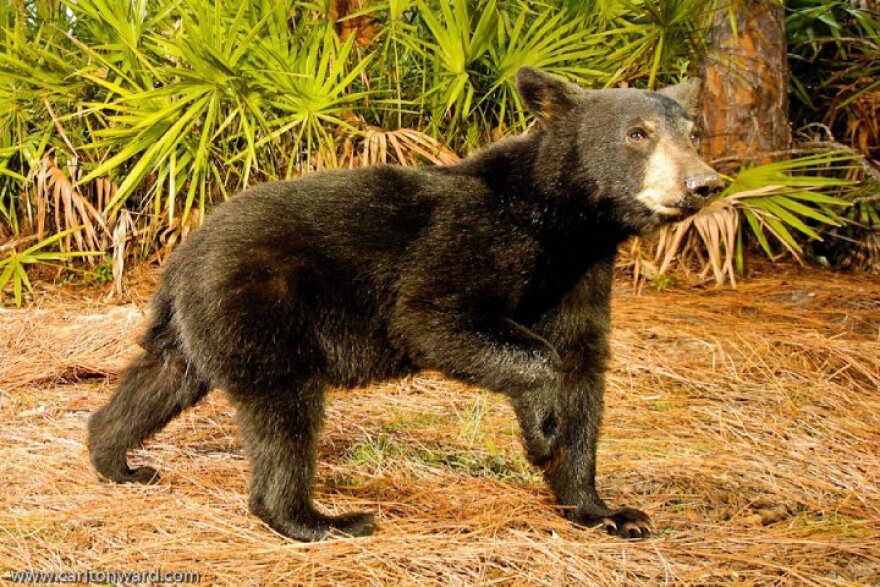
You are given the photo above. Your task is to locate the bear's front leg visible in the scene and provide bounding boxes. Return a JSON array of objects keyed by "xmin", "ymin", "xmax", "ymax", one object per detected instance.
[
  {"xmin": 392, "ymin": 299, "xmax": 564, "ymax": 462},
  {"xmin": 542, "ymin": 368, "xmax": 652, "ymax": 539}
]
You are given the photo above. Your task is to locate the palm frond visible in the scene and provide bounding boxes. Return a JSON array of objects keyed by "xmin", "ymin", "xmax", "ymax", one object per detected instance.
[{"xmin": 652, "ymin": 151, "xmax": 857, "ymax": 286}]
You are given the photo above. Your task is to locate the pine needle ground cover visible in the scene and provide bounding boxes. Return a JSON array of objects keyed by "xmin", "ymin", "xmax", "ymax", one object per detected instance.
[{"xmin": 1, "ymin": 265, "xmax": 878, "ymax": 585}]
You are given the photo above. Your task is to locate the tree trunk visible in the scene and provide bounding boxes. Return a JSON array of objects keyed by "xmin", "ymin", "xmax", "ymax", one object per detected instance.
[{"xmin": 699, "ymin": 0, "xmax": 791, "ymax": 170}]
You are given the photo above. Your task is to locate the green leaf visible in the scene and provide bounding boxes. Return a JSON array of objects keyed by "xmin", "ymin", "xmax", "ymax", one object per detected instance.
[
  {"xmin": 21, "ymin": 226, "xmax": 89, "ymax": 255},
  {"xmin": 761, "ymin": 198, "xmax": 822, "ymax": 240},
  {"xmin": 743, "ymin": 209, "xmax": 775, "ymax": 259},
  {"xmin": 12, "ymin": 261, "xmax": 25, "ymax": 307},
  {"xmin": 0, "ymin": 258, "xmax": 16, "ymax": 290},
  {"xmin": 763, "ymin": 214, "xmax": 803, "ymax": 253},
  {"xmin": 774, "ymin": 195, "xmax": 842, "ymax": 227}
]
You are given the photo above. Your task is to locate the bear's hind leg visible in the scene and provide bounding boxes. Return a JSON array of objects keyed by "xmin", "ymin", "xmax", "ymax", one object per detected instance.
[
  {"xmin": 234, "ymin": 380, "xmax": 375, "ymax": 541},
  {"xmin": 88, "ymin": 350, "xmax": 209, "ymax": 484}
]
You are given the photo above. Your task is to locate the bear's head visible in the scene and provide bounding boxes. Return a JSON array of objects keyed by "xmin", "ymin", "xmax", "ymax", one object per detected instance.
[{"xmin": 516, "ymin": 66, "xmax": 722, "ymax": 235}]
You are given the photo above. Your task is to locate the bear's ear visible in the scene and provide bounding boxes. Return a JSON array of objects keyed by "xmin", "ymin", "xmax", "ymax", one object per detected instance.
[
  {"xmin": 658, "ymin": 77, "xmax": 702, "ymax": 118},
  {"xmin": 516, "ymin": 66, "xmax": 579, "ymax": 125}
]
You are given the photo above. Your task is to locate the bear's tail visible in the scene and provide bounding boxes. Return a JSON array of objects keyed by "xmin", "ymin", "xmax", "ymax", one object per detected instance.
[{"xmin": 88, "ymin": 288, "xmax": 209, "ymax": 483}]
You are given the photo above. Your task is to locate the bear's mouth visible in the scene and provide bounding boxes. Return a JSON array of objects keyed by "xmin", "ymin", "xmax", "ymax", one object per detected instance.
[
  {"xmin": 655, "ymin": 196, "xmax": 709, "ymax": 221},
  {"xmin": 653, "ymin": 204, "xmax": 691, "ymax": 220}
]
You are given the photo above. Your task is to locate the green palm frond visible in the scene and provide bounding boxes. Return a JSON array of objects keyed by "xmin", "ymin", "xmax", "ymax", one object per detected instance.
[
  {"xmin": 653, "ymin": 151, "xmax": 857, "ymax": 285},
  {"xmin": 485, "ymin": 7, "xmax": 610, "ymax": 129},
  {"xmin": 247, "ymin": 28, "xmax": 373, "ymax": 174},
  {"xmin": 417, "ymin": 0, "xmax": 497, "ymax": 124},
  {"xmin": 0, "ymin": 227, "xmax": 101, "ymax": 307}
]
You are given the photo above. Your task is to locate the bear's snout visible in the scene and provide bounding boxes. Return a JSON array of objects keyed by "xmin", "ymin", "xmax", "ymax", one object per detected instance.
[{"xmin": 684, "ymin": 173, "xmax": 723, "ymax": 199}]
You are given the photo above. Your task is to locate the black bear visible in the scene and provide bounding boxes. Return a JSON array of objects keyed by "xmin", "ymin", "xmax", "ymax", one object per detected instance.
[{"xmin": 88, "ymin": 67, "xmax": 721, "ymax": 541}]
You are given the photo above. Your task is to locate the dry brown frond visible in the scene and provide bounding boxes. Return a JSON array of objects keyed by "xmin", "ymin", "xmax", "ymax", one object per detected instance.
[
  {"xmin": 840, "ymin": 230, "xmax": 880, "ymax": 274},
  {"xmin": 341, "ymin": 127, "xmax": 460, "ymax": 168},
  {"xmin": 109, "ymin": 209, "xmax": 134, "ymax": 299},
  {"xmin": 639, "ymin": 185, "xmax": 833, "ymax": 288},
  {"xmin": 841, "ymin": 89, "xmax": 880, "ymax": 160},
  {"xmin": 31, "ymin": 155, "xmax": 109, "ymax": 258},
  {"xmin": 330, "ymin": 0, "xmax": 378, "ymax": 48}
]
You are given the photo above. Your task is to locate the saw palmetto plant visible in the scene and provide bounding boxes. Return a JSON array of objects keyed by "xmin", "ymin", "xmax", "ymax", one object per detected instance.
[
  {"xmin": 627, "ymin": 151, "xmax": 862, "ymax": 287},
  {"xmin": 0, "ymin": 0, "xmax": 877, "ymax": 305},
  {"xmin": 0, "ymin": 226, "xmax": 101, "ymax": 306},
  {"xmin": 786, "ymin": 0, "xmax": 880, "ymax": 273}
]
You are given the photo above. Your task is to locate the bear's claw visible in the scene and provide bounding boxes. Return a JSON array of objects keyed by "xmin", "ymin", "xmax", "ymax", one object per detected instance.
[{"xmin": 575, "ymin": 506, "xmax": 652, "ymax": 540}]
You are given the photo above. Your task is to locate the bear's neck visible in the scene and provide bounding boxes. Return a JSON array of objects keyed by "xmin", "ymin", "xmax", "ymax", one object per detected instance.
[
  {"xmin": 451, "ymin": 131, "xmax": 627, "ymax": 320},
  {"xmin": 454, "ymin": 129, "xmax": 632, "ymax": 255}
]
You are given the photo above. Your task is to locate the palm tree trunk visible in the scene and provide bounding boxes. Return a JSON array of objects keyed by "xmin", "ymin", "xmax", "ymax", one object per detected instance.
[{"xmin": 700, "ymin": 0, "xmax": 791, "ymax": 170}]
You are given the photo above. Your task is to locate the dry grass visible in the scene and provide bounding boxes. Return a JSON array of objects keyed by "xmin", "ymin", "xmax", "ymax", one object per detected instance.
[{"xmin": 1, "ymin": 264, "xmax": 878, "ymax": 586}]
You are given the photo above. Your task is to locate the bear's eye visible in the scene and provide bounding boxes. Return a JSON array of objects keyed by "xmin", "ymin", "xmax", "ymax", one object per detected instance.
[
  {"xmin": 689, "ymin": 131, "xmax": 701, "ymax": 143},
  {"xmin": 627, "ymin": 128, "xmax": 648, "ymax": 142}
]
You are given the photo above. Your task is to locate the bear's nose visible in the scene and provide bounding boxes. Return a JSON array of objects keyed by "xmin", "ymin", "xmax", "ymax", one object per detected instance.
[{"xmin": 685, "ymin": 173, "xmax": 724, "ymax": 198}]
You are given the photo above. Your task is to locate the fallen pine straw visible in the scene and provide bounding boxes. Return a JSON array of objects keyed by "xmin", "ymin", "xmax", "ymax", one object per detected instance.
[{"xmin": 1, "ymin": 264, "xmax": 878, "ymax": 586}]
